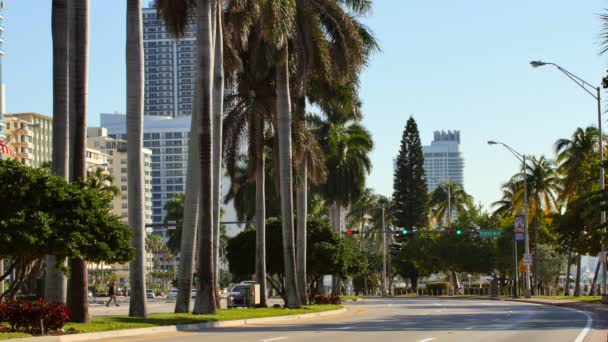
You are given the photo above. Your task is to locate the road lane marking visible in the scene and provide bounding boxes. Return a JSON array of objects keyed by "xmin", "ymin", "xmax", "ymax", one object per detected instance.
[
  {"xmin": 417, "ymin": 338, "xmax": 436, "ymax": 342},
  {"xmin": 260, "ymin": 337, "xmax": 288, "ymax": 342},
  {"xmin": 336, "ymin": 326, "xmax": 353, "ymax": 330},
  {"xmin": 574, "ymin": 310, "xmax": 592, "ymax": 342}
]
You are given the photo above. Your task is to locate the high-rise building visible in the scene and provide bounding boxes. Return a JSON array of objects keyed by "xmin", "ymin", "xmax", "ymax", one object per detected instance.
[
  {"xmin": 87, "ymin": 127, "xmax": 153, "ymax": 226},
  {"xmin": 99, "ymin": 113, "xmax": 238, "ymax": 239},
  {"xmin": 423, "ymin": 130, "xmax": 464, "ymax": 192},
  {"xmin": 0, "ymin": 1, "xmax": 6, "ymax": 143},
  {"xmin": 4, "ymin": 113, "xmax": 53, "ymax": 167},
  {"xmin": 143, "ymin": 5, "xmax": 196, "ymax": 117}
]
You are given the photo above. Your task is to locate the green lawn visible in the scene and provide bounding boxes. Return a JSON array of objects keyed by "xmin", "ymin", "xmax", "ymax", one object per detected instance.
[
  {"xmin": 533, "ymin": 295, "xmax": 601, "ymax": 303},
  {"xmin": 0, "ymin": 305, "xmax": 342, "ymax": 339},
  {"xmin": 340, "ymin": 296, "xmax": 360, "ymax": 301}
]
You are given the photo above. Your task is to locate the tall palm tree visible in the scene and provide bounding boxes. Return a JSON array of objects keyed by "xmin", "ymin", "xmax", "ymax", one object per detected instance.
[
  {"xmin": 45, "ymin": 0, "xmax": 69, "ymax": 304},
  {"xmin": 491, "ymin": 180, "xmax": 516, "ymax": 218},
  {"xmin": 126, "ymin": 0, "xmax": 148, "ymax": 318},
  {"xmin": 429, "ymin": 182, "xmax": 473, "ymax": 226},
  {"xmin": 555, "ymin": 126, "xmax": 600, "ymax": 201},
  {"xmin": 154, "ymin": 0, "xmax": 217, "ymax": 314},
  {"xmin": 165, "ymin": 193, "xmax": 185, "ymax": 255},
  {"xmin": 87, "ymin": 167, "xmax": 120, "ymax": 197},
  {"xmin": 211, "ymin": 4, "xmax": 225, "ymax": 307},
  {"xmin": 65, "ymin": 0, "xmax": 90, "ymax": 323}
]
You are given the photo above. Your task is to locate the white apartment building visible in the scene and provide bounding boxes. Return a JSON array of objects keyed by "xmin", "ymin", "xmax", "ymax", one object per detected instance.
[{"xmin": 422, "ymin": 130, "xmax": 464, "ymax": 192}]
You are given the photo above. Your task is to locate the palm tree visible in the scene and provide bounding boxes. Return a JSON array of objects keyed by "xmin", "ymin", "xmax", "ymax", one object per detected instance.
[
  {"xmin": 87, "ymin": 167, "xmax": 120, "ymax": 197},
  {"xmin": 126, "ymin": 0, "xmax": 148, "ymax": 318},
  {"xmin": 510, "ymin": 156, "xmax": 560, "ymax": 294},
  {"xmin": 491, "ymin": 180, "xmax": 516, "ymax": 218},
  {"xmin": 66, "ymin": 0, "xmax": 90, "ymax": 323},
  {"xmin": 211, "ymin": 4, "xmax": 225, "ymax": 308},
  {"xmin": 555, "ymin": 126, "xmax": 599, "ymax": 201},
  {"xmin": 429, "ymin": 182, "xmax": 473, "ymax": 226},
  {"xmin": 45, "ymin": 0, "xmax": 69, "ymax": 304},
  {"xmin": 154, "ymin": 0, "xmax": 217, "ymax": 314},
  {"xmin": 313, "ymin": 104, "xmax": 374, "ymax": 233}
]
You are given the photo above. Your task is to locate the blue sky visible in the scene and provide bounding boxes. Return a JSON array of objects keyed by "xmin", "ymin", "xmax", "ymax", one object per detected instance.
[{"xmin": 4, "ymin": 0, "xmax": 608, "ymax": 209}]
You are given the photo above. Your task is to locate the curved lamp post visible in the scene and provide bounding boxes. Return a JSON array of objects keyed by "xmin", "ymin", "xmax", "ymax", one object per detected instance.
[{"xmin": 530, "ymin": 60, "xmax": 607, "ymax": 304}]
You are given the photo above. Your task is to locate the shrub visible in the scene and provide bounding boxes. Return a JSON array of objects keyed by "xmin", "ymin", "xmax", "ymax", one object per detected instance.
[
  {"xmin": 312, "ymin": 294, "xmax": 341, "ymax": 305},
  {"xmin": 0, "ymin": 299, "xmax": 69, "ymax": 333},
  {"xmin": 426, "ymin": 282, "xmax": 451, "ymax": 293}
]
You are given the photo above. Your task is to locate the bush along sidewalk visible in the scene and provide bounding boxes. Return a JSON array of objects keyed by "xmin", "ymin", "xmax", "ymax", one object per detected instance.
[{"xmin": 0, "ymin": 299, "xmax": 69, "ymax": 335}]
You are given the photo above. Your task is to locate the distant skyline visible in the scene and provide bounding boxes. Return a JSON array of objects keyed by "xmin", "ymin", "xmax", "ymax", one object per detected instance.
[{"xmin": 4, "ymin": 1, "xmax": 608, "ymax": 209}]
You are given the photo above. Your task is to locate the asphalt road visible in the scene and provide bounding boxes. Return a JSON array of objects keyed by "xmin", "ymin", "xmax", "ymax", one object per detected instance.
[{"xmin": 96, "ymin": 297, "xmax": 593, "ymax": 342}]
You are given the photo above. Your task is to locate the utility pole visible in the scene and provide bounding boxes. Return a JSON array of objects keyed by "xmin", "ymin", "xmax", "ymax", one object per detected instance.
[{"xmin": 382, "ymin": 207, "xmax": 387, "ymax": 297}]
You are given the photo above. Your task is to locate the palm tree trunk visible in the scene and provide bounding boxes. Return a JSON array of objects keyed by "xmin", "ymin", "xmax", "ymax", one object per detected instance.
[
  {"xmin": 192, "ymin": 0, "xmax": 216, "ymax": 315},
  {"xmin": 67, "ymin": 0, "xmax": 89, "ymax": 323},
  {"xmin": 254, "ymin": 115, "xmax": 268, "ymax": 307},
  {"xmin": 276, "ymin": 46, "xmax": 301, "ymax": 309},
  {"xmin": 589, "ymin": 259, "xmax": 600, "ymax": 296},
  {"xmin": 211, "ymin": 3, "xmax": 224, "ymax": 308},
  {"xmin": 574, "ymin": 254, "xmax": 582, "ymax": 297},
  {"xmin": 45, "ymin": 0, "xmax": 69, "ymax": 304},
  {"xmin": 174, "ymin": 90, "xmax": 201, "ymax": 314},
  {"xmin": 296, "ymin": 162, "xmax": 308, "ymax": 305},
  {"xmin": 126, "ymin": 0, "xmax": 148, "ymax": 318}
]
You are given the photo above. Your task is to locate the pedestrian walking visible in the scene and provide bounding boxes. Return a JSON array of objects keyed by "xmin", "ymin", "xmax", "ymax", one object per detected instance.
[{"xmin": 106, "ymin": 281, "xmax": 120, "ymax": 307}]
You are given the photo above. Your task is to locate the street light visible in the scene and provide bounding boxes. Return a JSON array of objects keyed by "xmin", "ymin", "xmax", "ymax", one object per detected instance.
[
  {"xmin": 488, "ymin": 140, "xmax": 529, "ymax": 298},
  {"xmin": 530, "ymin": 60, "xmax": 608, "ymax": 304}
]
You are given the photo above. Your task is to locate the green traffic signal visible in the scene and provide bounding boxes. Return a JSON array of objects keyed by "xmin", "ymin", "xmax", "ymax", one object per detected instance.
[
  {"xmin": 402, "ymin": 229, "xmax": 408, "ymax": 235},
  {"xmin": 456, "ymin": 230, "xmax": 462, "ymax": 235}
]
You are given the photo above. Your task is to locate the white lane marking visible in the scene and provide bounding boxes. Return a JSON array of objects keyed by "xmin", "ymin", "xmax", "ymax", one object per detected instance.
[
  {"xmin": 260, "ymin": 338, "xmax": 288, "ymax": 342},
  {"xmin": 574, "ymin": 310, "xmax": 592, "ymax": 342},
  {"xmin": 432, "ymin": 303, "xmax": 442, "ymax": 306},
  {"xmin": 417, "ymin": 338, "xmax": 436, "ymax": 342},
  {"xmin": 335, "ymin": 326, "xmax": 353, "ymax": 330},
  {"xmin": 465, "ymin": 327, "xmax": 474, "ymax": 330}
]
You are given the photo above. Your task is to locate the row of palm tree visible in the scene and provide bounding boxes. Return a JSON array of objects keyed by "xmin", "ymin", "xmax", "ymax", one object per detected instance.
[
  {"xmin": 491, "ymin": 126, "xmax": 606, "ymax": 296},
  {"xmin": 44, "ymin": 0, "xmax": 378, "ymax": 317}
]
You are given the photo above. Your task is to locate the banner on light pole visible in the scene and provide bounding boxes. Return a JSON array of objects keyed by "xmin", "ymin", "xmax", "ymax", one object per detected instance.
[{"xmin": 514, "ymin": 215, "xmax": 525, "ymax": 241}]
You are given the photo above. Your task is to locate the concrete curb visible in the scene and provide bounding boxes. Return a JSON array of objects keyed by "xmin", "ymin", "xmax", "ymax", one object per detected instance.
[{"xmin": 4, "ymin": 308, "xmax": 347, "ymax": 342}]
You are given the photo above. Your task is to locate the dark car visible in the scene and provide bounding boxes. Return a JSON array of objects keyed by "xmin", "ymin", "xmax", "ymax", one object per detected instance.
[{"xmin": 227, "ymin": 283, "xmax": 252, "ymax": 308}]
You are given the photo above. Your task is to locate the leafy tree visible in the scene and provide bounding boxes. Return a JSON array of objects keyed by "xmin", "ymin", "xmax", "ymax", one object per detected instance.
[
  {"xmin": 0, "ymin": 159, "xmax": 134, "ymax": 300},
  {"xmin": 392, "ymin": 117, "xmax": 428, "ymax": 230},
  {"xmin": 225, "ymin": 217, "xmax": 365, "ymax": 302},
  {"xmin": 164, "ymin": 194, "xmax": 185, "ymax": 255}
]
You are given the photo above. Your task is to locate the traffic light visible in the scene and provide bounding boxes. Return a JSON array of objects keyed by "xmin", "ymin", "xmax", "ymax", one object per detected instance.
[
  {"xmin": 344, "ymin": 229, "xmax": 359, "ymax": 236},
  {"xmin": 401, "ymin": 229, "xmax": 408, "ymax": 235},
  {"xmin": 456, "ymin": 229, "xmax": 462, "ymax": 235}
]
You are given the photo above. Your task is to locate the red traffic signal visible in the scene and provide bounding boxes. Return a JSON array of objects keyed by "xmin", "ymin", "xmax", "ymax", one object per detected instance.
[{"xmin": 344, "ymin": 229, "xmax": 359, "ymax": 236}]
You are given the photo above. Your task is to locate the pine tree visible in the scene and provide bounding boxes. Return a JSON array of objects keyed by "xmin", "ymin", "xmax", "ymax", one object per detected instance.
[{"xmin": 392, "ymin": 117, "xmax": 429, "ymax": 229}]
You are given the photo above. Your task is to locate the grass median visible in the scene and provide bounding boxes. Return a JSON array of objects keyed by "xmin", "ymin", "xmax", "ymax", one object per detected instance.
[
  {"xmin": 532, "ymin": 295, "xmax": 601, "ymax": 303},
  {"xmin": 0, "ymin": 305, "xmax": 342, "ymax": 340}
]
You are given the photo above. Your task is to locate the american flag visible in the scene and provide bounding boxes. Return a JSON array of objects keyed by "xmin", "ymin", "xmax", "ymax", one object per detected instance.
[{"xmin": 0, "ymin": 140, "xmax": 15, "ymax": 157}]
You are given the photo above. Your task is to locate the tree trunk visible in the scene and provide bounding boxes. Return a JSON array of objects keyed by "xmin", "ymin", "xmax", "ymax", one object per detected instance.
[
  {"xmin": 66, "ymin": 0, "xmax": 89, "ymax": 323},
  {"xmin": 296, "ymin": 162, "xmax": 308, "ymax": 305},
  {"xmin": 211, "ymin": 3, "xmax": 224, "ymax": 309},
  {"xmin": 45, "ymin": 0, "xmax": 69, "ymax": 304},
  {"xmin": 574, "ymin": 254, "xmax": 582, "ymax": 297},
  {"xmin": 254, "ymin": 115, "xmax": 268, "ymax": 307},
  {"xmin": 564, "ymin": 251, "xmax": 572, "ymax": 296},
  {"xmin": 451, "ymin": 269, "xmax": 459, "ymax": 295},
  {"xmin": 589, "ymin": 260, "xmax": 600, "ymax": 296},
  {"xmin": 126, "ymin": 0, "xmax": 148, "ymax": 318},
  {"xmin": 173, "ymin": 44, "xmax": 202, "ymax": 315},
  {"xmin": 192, "ymin": 0, "xmax": 216, "ymax": 315},
  {"xmin": 276, "ymin": 46, "xmax": 301, "ymax": 309}
]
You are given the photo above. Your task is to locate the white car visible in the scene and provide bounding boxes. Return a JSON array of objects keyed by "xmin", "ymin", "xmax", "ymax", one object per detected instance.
[
  {"xmin": 146, "ymin": 289, "xmax": 156, "ymax": 299},
  {"xmin": 168, "ymin": 289, "xmax": 178, "ymax": 298},
  {"xmin": 191, "ymin": 289, "xmax": 197, "ymax": 298}
]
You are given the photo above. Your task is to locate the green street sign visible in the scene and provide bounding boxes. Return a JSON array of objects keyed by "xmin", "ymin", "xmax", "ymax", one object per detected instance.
[{"xmin": 479, "ymin": 229, "xmax": 502, "ymax": 239}]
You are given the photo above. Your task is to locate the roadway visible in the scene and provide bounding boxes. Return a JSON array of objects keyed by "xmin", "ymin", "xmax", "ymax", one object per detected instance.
[{"xmin": 95, "ymin": 297, "xmax": 594, "ymax": 342}]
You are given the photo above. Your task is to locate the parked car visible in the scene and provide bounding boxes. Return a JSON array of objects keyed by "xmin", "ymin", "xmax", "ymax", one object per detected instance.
[
  {"xmin": 191, "ymin": 289, "xmax": 197, "ymax": 298},
  {"xmin": 227, "ymin": 283, "xmax": 257, "ymax": 308},
  {"xmin": 146, "ymin": 289, "xmax": 155, "ymax": 299},
  {"xmin": 88, "ymin": 291, "xmax": 93, "ymax": 299},
  {"xmin": 168, "ymin": 288, "xmax": 178, "ymax": 298}
]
